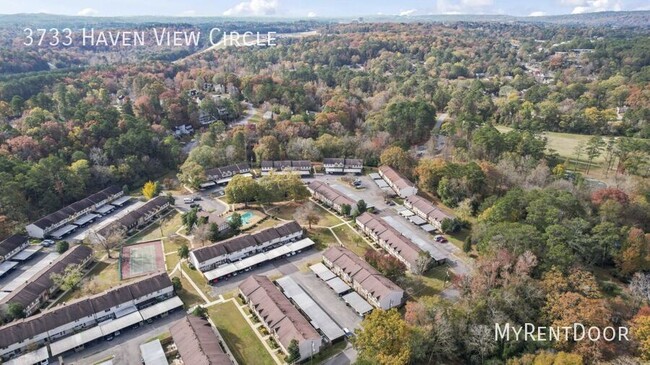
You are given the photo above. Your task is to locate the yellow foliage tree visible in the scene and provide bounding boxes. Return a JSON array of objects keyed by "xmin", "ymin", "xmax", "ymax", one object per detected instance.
[{"xmin": 142, "ymin": 180, "xmax": 158, "ymax": 200}]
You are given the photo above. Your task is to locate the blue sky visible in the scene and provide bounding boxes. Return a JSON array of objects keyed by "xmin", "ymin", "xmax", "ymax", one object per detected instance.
[{"xmin": 0, "ymin": 0, "xmax": 648, "ymax": 17}]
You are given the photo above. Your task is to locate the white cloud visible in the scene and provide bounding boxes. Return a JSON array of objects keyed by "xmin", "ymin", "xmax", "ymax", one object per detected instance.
[
  {"xmin": 180, "ymin": 10, "xmax": 197, "ymax": 16},
  {"xmin": 77, "ymin": 8, "xmax": 99, "ymax": 16},
  {"xmin": 529, "ymin": 11, "xmax": 546, "ymax": 16},
  {"xmin": 569, "ymin": 0, "xmax": 622, "ymax": 13},
  {"xmin": 399, "ymin": 9, "xmax": 417, "ymax": 16},
  {"xmin": 307, "ymin": 11, "xmax": 316, "ymax": 18},
  {"xmin": 223, "ymin": 0, "xmax": 279, "ymax": 16}
]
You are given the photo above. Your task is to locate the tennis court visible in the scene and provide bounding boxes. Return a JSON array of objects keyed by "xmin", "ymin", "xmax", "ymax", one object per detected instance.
[{"xmin": 121, "ymin": 240, "xmax": 165, "ymax": 279}]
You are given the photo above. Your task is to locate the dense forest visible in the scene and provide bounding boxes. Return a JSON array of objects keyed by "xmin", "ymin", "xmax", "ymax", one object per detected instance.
[{"xmin": 0, "ymin": 16, "xmax": 649, "ymax": 364}]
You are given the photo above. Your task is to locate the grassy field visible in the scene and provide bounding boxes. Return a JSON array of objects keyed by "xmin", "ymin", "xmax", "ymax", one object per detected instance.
[
  {"xmin": 166, "ymin": 253, "xmax": 180, "ymax": 272},
  {"xmin": 163, "ymin": 235, "xmax": 189, "ymax": 254},
  {"xmin": 181, "ymin": 262, "xmax": 212, "ymax": 298},
  {"xmin": 270, "ymin": 201, "xmax": 343, "ymax": 227},
  {"xmin": 306, "ymin": 228, "xmax": 337, "ymax": 250},
  {"xmin": 398, "ymin": 265, "xmax": 450, "ymax": 300},
  {"xmin": 495, "ymin": 125, "xmax": 612, "ymax": 163},
  {"xmin": 126, "ymin": 211, "xmax": 182, "ymax": 244},
  {"xmin": 208, "ymin": 301, "xmax": 275, "ymax": 365},
  {"xmin": 172, "ymin": 273, "xmax": 204, "ymax": 308},
  {"xmin": 332, "ymin": 225, "xmax": 369, "ymax": 257},
  {"xmin": 56, "ymin": 259, "xmax": 122, "ymax": 303}
]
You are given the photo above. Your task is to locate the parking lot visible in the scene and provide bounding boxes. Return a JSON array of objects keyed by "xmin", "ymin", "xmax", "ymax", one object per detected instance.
[
  {"xmin": 66, "ymin": 199, "xmax": 145, "ymax": 243},
  {"xmin": 308, "ymin": 172, "xmax": 471, "ymax": 277},
  {"xmin": 309, "ymin": 173, "xmax": 391, "ymax": 211},
  {"xmin": 53, "ymin": 310, "xmax": 185, "ymax": 365},
  {"xmin": 289, "ymin": 270, "xmax": 363, "ymax": 332},
  {"xmin": 0, "ymin": 249, "xmax": 59, "ymax": 292},
  {"xmin": 173, "ymin": 187, "xmax": 228, "ymax": 214},
  {"xmin": 208, "ymin": 248, "xmax": 323, "ymax": 296}
]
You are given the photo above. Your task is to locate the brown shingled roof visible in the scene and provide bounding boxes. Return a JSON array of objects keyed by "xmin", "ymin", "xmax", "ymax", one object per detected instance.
[
  {"xmin": 239, "ymin": 275, "xmax": 319, "ymax": 350},
  {"xmin": 170, "ymin": 315, "xmax": 232, "ymax": 365}
]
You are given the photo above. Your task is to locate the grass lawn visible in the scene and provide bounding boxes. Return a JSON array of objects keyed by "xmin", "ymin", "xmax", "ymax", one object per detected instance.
[
  {"xmin": 181, "ymin": 262, "xmax": 212, "ymax": 299},
  {"xmin": 332, "ymin": 225, "xmax": 368, "ymax": 257},
  {"xmin": 307, "ymin": 227, "xmax": 337, "ymax": 250},
  {"xmin": 447, "ymin": 228, "xmax": 471, "ymax": 252},
  {"xmin": 494, "ymin": 125, "xmax": 612, "ymax": 163},
  {"xmin": 270, "ymin": 201, "xmax": 343, "ymax": 227},
  {"xmin": 163, "ymin": 235, "xmax": 189, "ymax": 254},
  {"xmin": 208, "ymin": 301, "xmax": 275, "ymax": 365},
  {"xmin": 398, "ymin": 265, "xmax": 450, "ymax": 300},
  {"xmin": 166, "ymin": 253, "xmax": 180, "ymax": 272},
  {"xmin": 248, "ymin": 217, "xmax": 282, "ymax": 231},
  {"xmin": 56, "ymin": 259, "xmax": 122, "ymax": 303},
  {"xmin": 126, "ymin": 211, "xmax": 182, "ymax": 244},
  {"xmin": 172, "ymin": 273, "xmax": 204, "ymax": 307}
]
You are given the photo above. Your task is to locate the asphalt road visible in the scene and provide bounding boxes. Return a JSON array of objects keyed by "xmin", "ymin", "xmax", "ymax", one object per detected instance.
[{"xmin": 54, "ymin": 310, "xmax": 186, "ymax": 365}]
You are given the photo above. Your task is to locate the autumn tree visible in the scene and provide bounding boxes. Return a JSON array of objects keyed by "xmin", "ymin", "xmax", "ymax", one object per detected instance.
[
  {"xmin": 380, "ymin": 146, "xmax": 414, "ymax": 175},
  {"xmin": 142, "ymin": 180, "xmax": 160, "ymax": 199},
  {"xmin": 353, "ymin": 309, "xmax": 412, "ymax": 365},
  {"xmin": 225, "ymin": 175, "xmax": 257, "ymax": 206}
]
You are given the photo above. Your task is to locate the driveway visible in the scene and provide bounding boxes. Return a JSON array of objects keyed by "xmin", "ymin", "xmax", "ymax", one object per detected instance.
[
  {"xmin": 66, "ymin": 200, "xmax": 145, "ymax": 243},
  {"xmin": 173, "ymin": 190, "xmax": 228, "ymax": 215},
  {"xmin": 53, "ymin": 310, "xmax": 185, "ymax": 365},
  {"xmin": 289, "ymin": 271, "xmax": 363, "ymax": 332}
]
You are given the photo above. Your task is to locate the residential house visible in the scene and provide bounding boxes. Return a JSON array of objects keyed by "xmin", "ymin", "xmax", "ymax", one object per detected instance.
[
  {"xmin": 0, "ymin": 272, "xmax": 175, "ymax": 361},
  {"xmin": 0, "ymin": 245, "xmax": 94, "ymax": 316},
  {"xmin": 198, "ymin": 211, "xmax": 230, "ymax": 233},
  {"xmin": 26, "ymin": 186, "xmax": 123, "ymax": 239},
  {"xmin": 98, "ymin": 196, "xmax": 171, "ymax": 238},
  {"xmin": 260, "ymin": 160, "xmax": 312, "ymax": 176},
  {"xmin": 322, "ymin": 246, "xmax": 403, "ymax": 310},
  {"xmin": 170, "ymin": 315, "xmax": 234, "ymax": 365},
  {"xmin": 307, "ymin": 181, "xmax": 357, "ymax": 215},
  {"xmin": 190, "ymin": 221, "xmax": 303, "ymax": 271},
  {"xmin": 205, "ymin": 163, "xmax": 251, "ymax": 185},
  {"xmin": 404, "ymin": 195, "xmax": 453, "ymax": 231},
  {"xmin": 356, "ymin": 212, "xmax": 433, "ymax": 271},
  {"xmin": 0, "ymin": 235, "xmax": 28, "ymax": 263},
  {"xmin": 378, "ymin": 166, "xmax": 417, "ymax": 198},
  {"xmin": 239, "ymin": 275, "xmax": 322, "ymax": 361}
]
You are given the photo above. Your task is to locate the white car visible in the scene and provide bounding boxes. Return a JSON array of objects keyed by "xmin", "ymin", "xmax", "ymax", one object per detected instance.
[{"xmin": 183, "ymin": 197, "xmax": 194, "ymax": 204}]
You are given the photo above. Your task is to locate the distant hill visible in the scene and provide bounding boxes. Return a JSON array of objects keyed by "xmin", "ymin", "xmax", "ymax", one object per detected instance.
[{"xmin": 0, "ymin": 11, "xmax": 647, "ymax": 28}]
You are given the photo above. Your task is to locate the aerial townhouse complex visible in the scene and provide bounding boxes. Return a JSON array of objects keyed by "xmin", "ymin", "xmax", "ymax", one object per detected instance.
[
  {"xmin": 97, "ymin": 196, "xmax": 171, "ymax": 238},
  {"xmin": 239, "ymin": 275, "xmax": 322, "ymax": 361},
  {"xmin": 378, "ymin": 165, "xmax": 418, "ymax": 198},
  {"xmin": 404, "ymin": 195, "xmax": 454, "ymax": 231},
  {"xmin": 204, "ymin": 163, "xmax": 252, "ymax": 185},
  {"xmin": 0, "ymin": 235, "xmax": 29, "ymax": 263},
  {"xmin": 26, "ymin": 185, "xmax": 127, "ymax": 239},
  {"xmin": 322, "ymin": 246, "xmax": 404, "ymax": 310},
  {"xmin": 356, "ymin": 212, "xmax": 436, "ymax": 272},
  {"xmin": 261, "ymin": 160, "xmax": 312, "ymax": 176},
  {"xmin": 323, "ymin": 158, "xmax": 363, "ymax": 174},
  {"xmin": 0, "ymin": 272, "xmax": 181, "ymax": 363},
  {"xmin": 190, "ymin": 220, "xmax": 304, "ymax": 272},
  {"xmin": 170, "ymin": 315, "xmax": 235, "ymax": 365},
  {"xmin": 307, "ymin": 180, "xmax": 357, "ymax": 215},
  {"xmin": 0, "ymin": 245, "xmax": 93, "ymax": 316}
]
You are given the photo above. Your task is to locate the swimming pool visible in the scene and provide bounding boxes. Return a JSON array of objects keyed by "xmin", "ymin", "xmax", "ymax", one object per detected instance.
[{"xmin": 229, "ymin": 211, "xmax": 254, "ymax": 225}]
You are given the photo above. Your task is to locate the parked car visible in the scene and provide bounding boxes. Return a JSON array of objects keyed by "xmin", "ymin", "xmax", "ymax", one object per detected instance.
[
  {"xmin": 183, "ymin": 197, "xmax": 194, "ymax": 203},
  {"xmin": 343, "ymin": 327, "xmax": 353, "ymax": 338},
  {"xmin": 41, "ymin": 239, "xmax": 55, "ymax": 247},
  {"xmin": 434, "ymin": 235, "xmax": 448, "ymax": 243}
]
